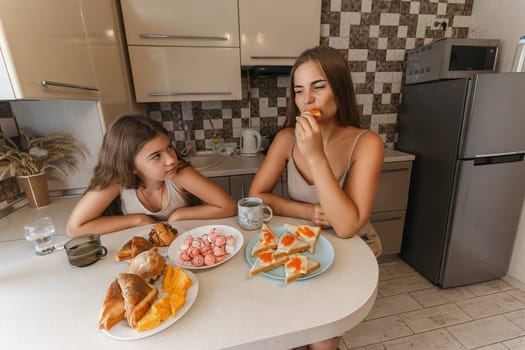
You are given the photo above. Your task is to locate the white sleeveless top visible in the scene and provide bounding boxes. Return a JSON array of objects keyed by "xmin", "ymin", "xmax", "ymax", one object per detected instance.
[{"xmin": 120, "ymin": 179, "xmax": 193, "ymax": 221}]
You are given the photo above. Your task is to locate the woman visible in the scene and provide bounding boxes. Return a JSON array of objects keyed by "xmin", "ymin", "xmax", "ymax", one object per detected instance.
[
  {"xmin": 249, "ymin": 47, "xmax": 384, "ymax": 348},
  {"xmin": 67, "ymin": 115, "xmax": 236, "ymax": 237}
]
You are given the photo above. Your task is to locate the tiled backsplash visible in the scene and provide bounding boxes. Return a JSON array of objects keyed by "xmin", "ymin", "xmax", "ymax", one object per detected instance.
[{"xmin": 147, "ymin": 0, "xmax": 473, "ymax": 151}]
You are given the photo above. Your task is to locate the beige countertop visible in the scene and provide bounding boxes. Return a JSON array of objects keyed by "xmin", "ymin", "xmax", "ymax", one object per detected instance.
[
  {"xmin": 200, "ymin": 149, "xmax": 414, "ymax": 177},
  {"xmin": 0, "ymin": 197, "xmax": 378, "ymax": 349}
]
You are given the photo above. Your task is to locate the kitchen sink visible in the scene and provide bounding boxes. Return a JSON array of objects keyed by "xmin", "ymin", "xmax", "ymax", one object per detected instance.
[{"xmin": 185, "ymin": 153, "xmax": 222, "ymax": 170}]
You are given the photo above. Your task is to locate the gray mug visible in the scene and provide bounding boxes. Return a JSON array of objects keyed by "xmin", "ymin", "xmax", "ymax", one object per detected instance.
[
  {"xmin": 237, "ymin": 197, "xmax": 273, "ymax": 230},
  {"xmin": 64, "ymin": 235, "xmax": 108, "ymax": 267}
]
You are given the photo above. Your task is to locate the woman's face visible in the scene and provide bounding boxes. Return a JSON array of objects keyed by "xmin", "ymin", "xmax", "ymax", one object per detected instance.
[
  {"xmin": 293, "ymin": 60, "xmax": 337, "ymax": 119},
  {"xmin": 133, "ymin": 132, "xmax": 178, "ymax": 182}
]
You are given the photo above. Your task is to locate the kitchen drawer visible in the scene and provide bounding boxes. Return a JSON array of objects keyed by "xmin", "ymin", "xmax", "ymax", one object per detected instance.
[
  {"xmin": 370, "ymin": 210, "xmax": 406, "ymax": 256},
  {"xmin": 121, "ymin": 0, "xmax": 239, "ymax": 47},
  {"xmin": 209, "ymin": 176, "xmax": 230, "ymax": 196},
  {"xmin": 373, "ymin": 161, "xmax": 412, "ymax": 212},
  {"xmin": 230, "ymin": 174, "xmax": 254, "ymax": 201},
  {"xmin": 128, "ymin": 46, "xmax": 241, "ymax": 102}
]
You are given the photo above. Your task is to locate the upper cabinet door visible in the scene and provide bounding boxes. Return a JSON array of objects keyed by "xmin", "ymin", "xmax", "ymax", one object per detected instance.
[
  {"xmin": 121, "ymin": 0, "xmax": 239, "ymax": 47},
  {"xmin": 239, "ymin": 0, "xmax": 321, "ymax": 66},
  {"xmin": 0, "ymin": 0, "xmax": 98, "ymax": 100}
]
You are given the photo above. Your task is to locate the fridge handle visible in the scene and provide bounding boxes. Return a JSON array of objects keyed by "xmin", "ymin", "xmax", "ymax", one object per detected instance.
[{"xmin": 474, "ymin": 153, "xmax": 524, "ymax": 166}]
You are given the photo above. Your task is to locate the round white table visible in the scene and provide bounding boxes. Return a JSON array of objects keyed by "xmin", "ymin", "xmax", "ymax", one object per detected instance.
[{"xmin": 0, "ymin": 213, "xmax": 378, "ymax": 349}]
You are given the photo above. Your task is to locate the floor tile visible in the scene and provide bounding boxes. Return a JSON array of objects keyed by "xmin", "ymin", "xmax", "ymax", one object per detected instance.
[
  {"xmin": 474, "ymin": 344, "xmax": 508, "ymax": 350},
  {"xmin": 447, "ymin": 315, "xmax": 525, "ymax": 349},
  {"xmin": 350, "ymin": 344, "xmax": 385, "ymax": 350},
  {"xmin": 506, "ymin": 309, "xmax": 525, "ymax": 330},
  {"xmin": 379, "ymin": 259, "xmax": 418, "ymax": 281},
  {"xmin": 365, "ymin": 293, "xmax": 423, "ymax": 320},
  {"xmin": 465, "ymin": 280, "xmax": 515, "ymax": 296},
  {"xmin": 503, "ymin": 335, "xmax": 525, "ymax": 349},
  {"xmin": 456, "ymin": 292, "xmax": 525, "ymax": 319},
  {"xmin": 343, "ymin": 315, "xmax": 413, "ymax": 349},
  {"xmin": 382, "ymin": 329, "xmax": 466, "ymax": 350},
  {"xmin": 509, "ymin": 290, "xmax": 525, "ymax": 304},
  {"xmin": 378, "ymin": 275, "xmax": 433, "ymax": 297},
  {"xmin": 410, "ymin": 286, "xmax": 476, "ymax": 308},
  {"xmin": 399, "ymin": 303, "xmax": 472, "ymax": 333}
]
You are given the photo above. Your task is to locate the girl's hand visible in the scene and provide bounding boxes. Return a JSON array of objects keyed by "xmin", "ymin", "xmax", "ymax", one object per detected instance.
[
  {"xmin": 135, "ymin": 214, "xmax": 157, "ymax": 226},
  {"xmin": 311, "ymin": 204, "xmax": 331, "ymax": 228},
  {"xmin": 295, "ymin": 113, "xmax": 325, "ymax": 164}
]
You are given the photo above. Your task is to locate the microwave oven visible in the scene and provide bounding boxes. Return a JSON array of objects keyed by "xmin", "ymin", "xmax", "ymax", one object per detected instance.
[{"xmin": 405, "ymin": 38, "xmax": 500, "ymax": 84}]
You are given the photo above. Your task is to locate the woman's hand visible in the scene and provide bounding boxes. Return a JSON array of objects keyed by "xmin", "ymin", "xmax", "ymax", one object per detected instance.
[
  {"xmin": 294, "ymin": 113, "xmax": 325, "ymax": 164},
  {"xmin": 134, "ymin": 214, "xmax": 157, "ymax": 226},
  {"xmin": 310, "ymin": 204, "xmax": 331, "ymax": 228}
]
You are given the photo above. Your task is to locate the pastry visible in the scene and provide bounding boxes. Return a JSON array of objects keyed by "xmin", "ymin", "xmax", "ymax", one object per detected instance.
[
  {"xmin": 115, "ymin": 236, "xmax": 152, "ymax": 261},
  {"xmin": 128, "ymin": 247, "xmax": 166, "ymax": 283},
  {"xmin": 97, "ymin": 279, "xmax": 125, "ymax": 330},
  {"xmin": 149, "ymin": 222, "xmax": 177, "ymax": 247},
  {"xmin": 116, "ymin": 273, "xmax": 158, "ymax": 328}
]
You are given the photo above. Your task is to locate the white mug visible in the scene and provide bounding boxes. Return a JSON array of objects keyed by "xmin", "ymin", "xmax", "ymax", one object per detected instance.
[{"xmin": 237, "ymin": 197, "xmax": 273, "ymax": 230}]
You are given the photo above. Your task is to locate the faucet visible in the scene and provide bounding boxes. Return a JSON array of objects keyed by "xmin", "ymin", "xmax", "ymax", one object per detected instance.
[{"xmin": 206, "ymin": 116, "xmax": 221, "ymax": 152}]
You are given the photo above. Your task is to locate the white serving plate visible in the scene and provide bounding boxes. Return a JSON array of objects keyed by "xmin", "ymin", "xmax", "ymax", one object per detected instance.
[{"xmin": 168, "ymin": 224, "xmax": 244, "ymax": 270}]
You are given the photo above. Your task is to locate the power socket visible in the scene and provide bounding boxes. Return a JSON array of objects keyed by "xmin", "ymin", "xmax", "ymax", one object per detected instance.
[{"xmin": 432, "ymin": 18, "xmax": 449, "ymax": 31}]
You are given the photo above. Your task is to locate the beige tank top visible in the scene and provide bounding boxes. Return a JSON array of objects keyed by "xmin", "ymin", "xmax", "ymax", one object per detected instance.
[
  {"xmin": 120, "ymin": 179, "xmax": 195, "ymax": 220},
  {"xmin": 286, "ymin": 130, "xmax": 368, "ymax": 204}
]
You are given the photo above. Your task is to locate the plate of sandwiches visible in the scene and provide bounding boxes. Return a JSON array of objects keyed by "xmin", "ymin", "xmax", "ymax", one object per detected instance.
[
  {"xmin": 98, "ymin": 261, "xmax": 199, "ymax": 340},
  {"xmin": 245, "ymin": 223, "xmax": 335, "ymax": 284},
  {"xmin": 114, "ymin": 222, "xmax": 184, "ymax": 261}
]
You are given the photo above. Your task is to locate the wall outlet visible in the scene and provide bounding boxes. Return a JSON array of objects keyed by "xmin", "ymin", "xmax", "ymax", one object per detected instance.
[{"xmin": 432, "ymin": 18, "xmax": 449, "ymax": 31}]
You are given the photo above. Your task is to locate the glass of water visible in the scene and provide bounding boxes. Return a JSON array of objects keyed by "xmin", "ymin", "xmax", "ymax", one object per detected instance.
[{"xmin": 24, "ymin": 217, "xmax": 56, "ymax": 255}]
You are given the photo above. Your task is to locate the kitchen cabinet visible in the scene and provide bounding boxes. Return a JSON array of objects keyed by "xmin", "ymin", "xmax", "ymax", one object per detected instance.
[
  {"xmin": 371, "ymin": 161, "xmax": 413, "ymax": 256},
  {"xmin": 239, "ymin": 0, "xmax": 321, "ymax": 66},
  {"xmin": 120, "ymin": 0, "xmax": 242, "ymax": 102},
  {"xmin": 0, "ymin": 0, "xmax": 98, "ymax": 100},
  {"xmin": 79, "ymin": 0, "xmax": 142, "ymax": 126},
  {"xmin": 209, "ymin": 173, "xmax": 285, "ymax": 201}
]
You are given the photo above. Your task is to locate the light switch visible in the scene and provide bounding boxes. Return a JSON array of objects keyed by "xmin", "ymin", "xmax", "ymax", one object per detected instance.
[{"xmin": 0, "ymin": 117, "xmax": 18, "ymax": 138}]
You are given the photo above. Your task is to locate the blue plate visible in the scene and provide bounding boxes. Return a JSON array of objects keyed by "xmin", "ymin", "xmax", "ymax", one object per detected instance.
[{"xmin": 245, "ymin": 226, "xmax": 335, "ymax": 281}]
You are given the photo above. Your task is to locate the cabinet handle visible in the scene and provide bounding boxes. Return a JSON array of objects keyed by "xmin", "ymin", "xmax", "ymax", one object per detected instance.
[
  {"xmin": 250, "ymin": 56, "xmax": 298, "ymax": 59},
  {"xmin": 371, "ymin": 216, "xmax": 404, "ymax": 223},
  {"xmin": 140, "ymin": 34, "xmax": 228, "ymax": 41},
  {"xmin": 41, "ymin": 80, "xmax": 98, "ymax": 92},
  {"xmin": 382, "ymin": 167, "xmax": 409, "ymax": 173},
  {"xmin": 147, "ymin": 91, "xmax": 232, "ymax": 97}
]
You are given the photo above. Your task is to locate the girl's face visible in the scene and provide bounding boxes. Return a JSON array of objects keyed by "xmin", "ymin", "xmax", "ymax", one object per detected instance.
[
  {"xmin": 293, "ymin": 60, "xmax": 337, "ymax": 119},
  {"xmin": 133, "ymin": 132, "xmax": 178, "ymax": 182}
]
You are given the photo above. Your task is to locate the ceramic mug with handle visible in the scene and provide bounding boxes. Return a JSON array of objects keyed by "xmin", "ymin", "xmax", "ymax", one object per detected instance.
[{"xmin": 237, "ymin": 197, "xmax": 273, "ymax": 230}]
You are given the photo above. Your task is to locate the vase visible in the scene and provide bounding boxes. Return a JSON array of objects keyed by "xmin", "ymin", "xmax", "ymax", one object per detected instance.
[{"xmin": 17, "ymin": 173, "xmax": 50, "ymax": 208}]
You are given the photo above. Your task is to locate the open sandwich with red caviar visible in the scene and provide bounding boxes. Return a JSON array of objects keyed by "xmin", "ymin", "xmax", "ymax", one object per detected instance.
[{"xmin": 249, "ymin": 224, "xmax": 321, "ymax": 283}]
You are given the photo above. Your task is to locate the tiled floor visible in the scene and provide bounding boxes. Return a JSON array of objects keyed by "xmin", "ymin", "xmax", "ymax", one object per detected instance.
[{"xmin": 339, "ymin": 257, "xmax": 525, "ymax": 350}]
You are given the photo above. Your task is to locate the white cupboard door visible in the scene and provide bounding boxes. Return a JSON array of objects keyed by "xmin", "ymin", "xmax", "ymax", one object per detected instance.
[
  {"xmin": 128, "ymin": 46, "xmax": 242, "ymax": 102},
  {"xmin": 0, "ymin": 0, "xmax": 97, "ymax": 100},
  {"xmin": 239, "ymin": 0, "xmax": 321, "ymax": 66},
  {"xmin": 121, "ymin": 0, "xmax": 239, "ymax": 47}
]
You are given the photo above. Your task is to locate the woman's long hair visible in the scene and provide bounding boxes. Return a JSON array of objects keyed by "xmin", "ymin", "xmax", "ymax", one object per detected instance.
[{"xmin": 283, "ymin": 45, "xmax": 361, "ymax": 128}]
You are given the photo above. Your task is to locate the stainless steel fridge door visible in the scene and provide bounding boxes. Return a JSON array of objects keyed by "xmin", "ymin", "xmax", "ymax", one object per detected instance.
[
  {"xmin": 461, "ymin": 73, "xmax": 525, "ymax": 158},
  {"xmin": 440, "ymin": 154, "xmax": 525, "ymax": 287}
]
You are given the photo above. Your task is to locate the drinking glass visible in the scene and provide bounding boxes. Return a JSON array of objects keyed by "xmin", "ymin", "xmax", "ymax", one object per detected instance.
[{"xmin": 24, "ymin": 217, "xmax": 56, "ymax": 255}]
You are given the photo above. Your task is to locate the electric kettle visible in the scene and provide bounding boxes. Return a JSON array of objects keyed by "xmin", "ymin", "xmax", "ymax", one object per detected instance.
[{"xmin": 239, "ymin": 128, "xmax": 262, "ymax": 156}]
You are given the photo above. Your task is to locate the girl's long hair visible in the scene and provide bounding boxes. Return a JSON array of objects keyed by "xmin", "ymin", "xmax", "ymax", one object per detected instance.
[
  {"xmin": 283, "ymin": 45, "xmax": 361, "ymax": 128},
  {"xmin": 87, "ymin": 115, "xmax": 187, "ymax": 215}
]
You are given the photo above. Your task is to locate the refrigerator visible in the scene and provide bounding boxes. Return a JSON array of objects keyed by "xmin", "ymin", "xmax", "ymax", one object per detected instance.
[{"xmin": 396, "ymin": 72, "xmax": 525, "ymax": 288}]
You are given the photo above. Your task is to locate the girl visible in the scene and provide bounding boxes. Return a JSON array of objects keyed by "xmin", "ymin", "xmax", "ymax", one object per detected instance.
[
  {"xmin": 249, "ymin": 47, "xmax": 384, "ymax": 349},
  {"xmin": 67, "ymin": 115, "xmax": 236, "ymax": 237}
]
